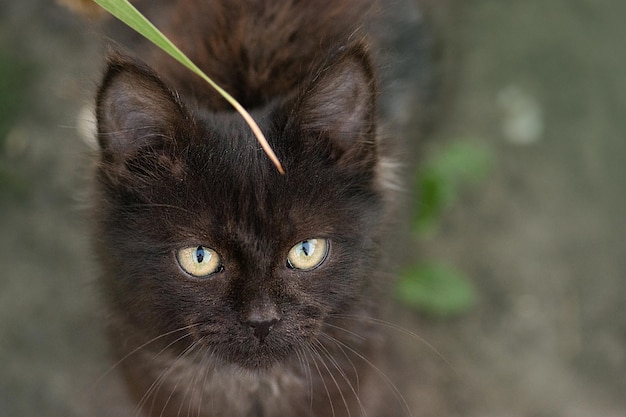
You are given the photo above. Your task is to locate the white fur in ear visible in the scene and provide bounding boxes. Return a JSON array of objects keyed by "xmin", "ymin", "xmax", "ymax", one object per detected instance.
[
  {"xmin": 376, "ymin": 156, "xmax": 403, "ymax": 194},
  {"xmin": 76, "ymin": 104, "xmax": 98, "ymax": 151}
]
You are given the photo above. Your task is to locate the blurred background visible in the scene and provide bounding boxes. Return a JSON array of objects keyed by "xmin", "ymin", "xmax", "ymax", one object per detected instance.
[{"xmin": 0, "ymin": 0, "xmax": 624, "ymax": 416}]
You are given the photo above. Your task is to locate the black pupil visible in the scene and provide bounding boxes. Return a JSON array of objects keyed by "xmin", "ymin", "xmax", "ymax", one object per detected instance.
[
  {"xmin": 196, "ymin": 246, "xmax": 205, "ymax": 263},
  {"xmin": 301, "ymin": 241, "xmax": 311, "ymax": 256}
]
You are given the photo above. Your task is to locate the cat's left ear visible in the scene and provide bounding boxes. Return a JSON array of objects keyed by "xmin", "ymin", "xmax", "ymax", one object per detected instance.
[{"xmin": 295, "ymin": 44, "xmax": 378, "ymax": 168}]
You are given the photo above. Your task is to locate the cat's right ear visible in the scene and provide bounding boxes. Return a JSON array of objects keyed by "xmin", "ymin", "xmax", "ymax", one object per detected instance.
[{"xmin": 96, "ymin": 52, "xmax": 190, "ymax": 161}]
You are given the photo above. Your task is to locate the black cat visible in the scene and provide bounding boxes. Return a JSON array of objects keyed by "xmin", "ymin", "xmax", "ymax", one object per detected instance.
[{"xmin": 93, "ymin": 1, "xmax": 432, "ymax": 416}]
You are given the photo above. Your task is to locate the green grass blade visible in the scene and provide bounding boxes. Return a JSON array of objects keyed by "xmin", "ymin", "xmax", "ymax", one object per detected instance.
[{"xmin": 92, "ymin": 0, "xmax": 284, "ymax": 174}]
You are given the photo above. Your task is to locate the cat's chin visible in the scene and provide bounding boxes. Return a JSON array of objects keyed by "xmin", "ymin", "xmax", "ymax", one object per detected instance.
[
  {"xmin": 232, "ymin": 355, "xmax": 283, "ymax": 373},
  {"xmin": 220, "ymin": 344, "xmax": 295, "ymax": 373}
]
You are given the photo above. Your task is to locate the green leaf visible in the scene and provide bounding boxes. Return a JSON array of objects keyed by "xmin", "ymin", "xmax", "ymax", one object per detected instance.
[
  {"xmin": 92, "ymin": 0, "xmax": 284, "ymax": 174},
  {"xmin": 414, "ymin": 140, "xmax": 493, "ymax": 235},
  {"xmin": 396, "ymin": 262, "xmax": 476, "ymax": 317}
]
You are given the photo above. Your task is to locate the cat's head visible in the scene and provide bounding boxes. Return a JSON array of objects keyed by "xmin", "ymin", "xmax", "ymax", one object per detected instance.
[{"xmin": 94, "ymin": 47, "xmax": 388, "ymax": 370}]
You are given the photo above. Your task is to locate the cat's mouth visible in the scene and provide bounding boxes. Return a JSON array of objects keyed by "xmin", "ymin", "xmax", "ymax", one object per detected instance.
[
  {"xmin": 196, "ymin": 320, "xmax": 314, "ymax": 371},
  {"xmin": 218, "ymin": 337, "xmax": 296, "ymax": 371}
]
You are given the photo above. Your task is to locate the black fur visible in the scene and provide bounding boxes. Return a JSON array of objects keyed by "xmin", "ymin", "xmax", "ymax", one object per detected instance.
[{"xmin": 93, "ymin": 1, "xmax": 408, "ymax": 416}]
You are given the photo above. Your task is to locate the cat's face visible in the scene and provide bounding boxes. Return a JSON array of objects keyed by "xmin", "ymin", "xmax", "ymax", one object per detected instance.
[{"xmin": 95, "ymin": 48, "xmax": 383, "ymax": 370}]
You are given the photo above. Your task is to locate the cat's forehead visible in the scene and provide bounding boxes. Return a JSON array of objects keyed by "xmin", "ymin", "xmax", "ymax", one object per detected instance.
[
  {"xmin": 162, "ymin": 105, "xmax": 380, "ymax": 239},
  {"xmin": 174, "ymin": 141, "xmax": 354, "ymax": 237},
  {"xmin": 186, "ymin": 111, "xmax": 332, "ymax": 191}
]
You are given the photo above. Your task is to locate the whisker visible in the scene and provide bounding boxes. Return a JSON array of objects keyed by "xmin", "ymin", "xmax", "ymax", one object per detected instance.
[
  {"xmin": 89, "ymin": 323, "xmax": 202, "ymax": 393},
  {"xmin": 321, "ymin": 331, "xmax": 413, "ymax": 417},
  {"xmin": 192, "ymin": 344, "xmax": 213, "ymax": 417},
  {"xmin": 319, "ymin": 330, "xmax": 362, "ymax": 396},
  {"xmin": 132, "ymin": 339, "xmax": 200, "ymax": 417},
  {"xmin": 194, "ymin": 343, "xmax": 216, "ymax": 417},
  {"xmin": 315, "ymin": 337, "xmax": 368, "ymax": 417},
  {"xmin": 174, "ymin": 338, "xmax": 207, "ymax": 417},
  {"xmin": 324, "ymin": 322, "xmax": 367, "ymax": 342},
  {"xmin": 194, "ymin": 348, "xmax": 211, "ymax": 417},
  {"xmin": 314, "ymin": 338, "xmax": 352, "ymax": 393},
  {"xmin": 192, "ymin": 348, "xmax": 215, "ymax": 417},
  {"xmin": 157, "ymin": 341, "xmax": 205, "ymax": 417},
  {"xmin": 330, "ymin": 314, "xmax": 456, "ymax": 373},
  {"xmin": 295, "ymin": 347, "xmax": 314, "ymax": 410},
  {"xmin": 305, "ymin": 343, "xmax": 337, "ymax": 417},
  {"xmin": 310, "ymin": 340, "xmax": 353, "ymax": 417}
]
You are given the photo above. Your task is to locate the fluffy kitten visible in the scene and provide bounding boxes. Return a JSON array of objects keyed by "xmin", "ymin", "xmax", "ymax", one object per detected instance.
[{"xmin": 92, "ymin": 1, "xmax": 429, "ymax": 416}]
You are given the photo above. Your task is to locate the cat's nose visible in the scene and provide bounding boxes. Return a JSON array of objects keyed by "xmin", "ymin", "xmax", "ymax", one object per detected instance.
[
  {"xmin": 244, "ymin": 295, "xmax": 281, "ymax": 342},
  {"xmin": 247, "ymin": 316, "xmax": 280, "ymax": 343}
]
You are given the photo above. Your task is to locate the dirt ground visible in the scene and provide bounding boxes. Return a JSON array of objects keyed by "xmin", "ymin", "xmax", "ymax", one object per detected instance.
[{"xmin": 1, "ymin": 0, "xmax": 624, "ymax": 416}]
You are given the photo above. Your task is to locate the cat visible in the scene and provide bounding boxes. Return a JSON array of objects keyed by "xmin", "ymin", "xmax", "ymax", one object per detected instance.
[{"xmin": 91, "ymin": 0, "xmax": 432, "ymax": 416}]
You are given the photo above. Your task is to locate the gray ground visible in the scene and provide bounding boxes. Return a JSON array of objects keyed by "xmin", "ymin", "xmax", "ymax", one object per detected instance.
[{"xmin": 1, "ymin": 0, "xmax": 624, "ymax": 416}]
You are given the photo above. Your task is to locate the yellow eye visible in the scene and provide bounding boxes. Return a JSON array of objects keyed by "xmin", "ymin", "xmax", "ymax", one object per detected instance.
[
  {"xmin": 287, "ymin": 239, "xmax": 329, "ymax": 271},
  {"xmin": 176, "ymin": 246, "xmax": 222, "ymax": 277}
]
